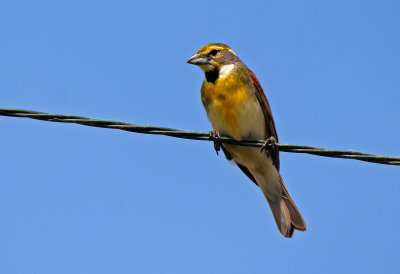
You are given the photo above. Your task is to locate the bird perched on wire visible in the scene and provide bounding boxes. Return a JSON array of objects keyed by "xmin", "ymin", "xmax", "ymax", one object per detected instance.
[{"xmin": 187, "ymin": 43, "xmax": 306, "ymax": 237}]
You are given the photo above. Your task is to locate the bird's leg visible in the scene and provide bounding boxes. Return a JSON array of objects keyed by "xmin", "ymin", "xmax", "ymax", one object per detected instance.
[
  {"xmin": 260, "ymin": 136, "xmax": 278, "ymax": 156},
  {"xmin": 209, "ymin": 129, "xmax": 222, "ymax": 155}
]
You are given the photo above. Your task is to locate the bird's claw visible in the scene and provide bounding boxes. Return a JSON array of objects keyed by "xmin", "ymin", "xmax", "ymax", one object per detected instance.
[
  {"xmin": 209, "ymin": 130, "xmax": 222, "ymax": 155},
  {"xmin": 260, "ymin": 136, "xmax": 278, "ymax": 156}
]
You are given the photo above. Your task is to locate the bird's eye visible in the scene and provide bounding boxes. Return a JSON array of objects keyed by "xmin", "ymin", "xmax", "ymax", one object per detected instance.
[{"xmin": 209, "ymin": 49, "xmax": 219, "ymax": 56}]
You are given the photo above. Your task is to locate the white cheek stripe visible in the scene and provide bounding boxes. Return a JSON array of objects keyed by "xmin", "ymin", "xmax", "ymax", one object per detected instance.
[{"xmin": 219, "ymin": 64, "xmax": 235, "ymax": 78}]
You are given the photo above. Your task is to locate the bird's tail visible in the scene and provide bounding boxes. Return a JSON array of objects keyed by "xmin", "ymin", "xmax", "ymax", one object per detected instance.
[{"xmin": 266, "ymin": 177, "xmax": 306, "ymax": 238}]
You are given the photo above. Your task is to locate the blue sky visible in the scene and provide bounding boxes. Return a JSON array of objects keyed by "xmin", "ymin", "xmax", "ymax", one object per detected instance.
[{"xmin": 1, "ymin": 1, "xmax": 400, "ymax": 273}]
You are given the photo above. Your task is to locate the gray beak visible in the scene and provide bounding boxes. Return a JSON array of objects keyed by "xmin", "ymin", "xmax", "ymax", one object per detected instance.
[{"xmin": 187, "ymin": 53, "xmax": 209, "ymax": 65}]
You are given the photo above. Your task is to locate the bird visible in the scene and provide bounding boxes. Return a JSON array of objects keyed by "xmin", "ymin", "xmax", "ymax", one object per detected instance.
[{"xmin": 187, "ymin": 43, "xmax": 306, "ymax": 237}]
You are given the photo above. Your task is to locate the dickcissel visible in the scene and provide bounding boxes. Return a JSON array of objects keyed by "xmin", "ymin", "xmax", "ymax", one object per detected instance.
[{"xmin": 187, "ymin": 43, "xmax": 306, "ymax": 237}]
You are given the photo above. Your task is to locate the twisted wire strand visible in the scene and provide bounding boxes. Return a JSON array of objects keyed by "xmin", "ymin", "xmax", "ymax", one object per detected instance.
[{"xmin": 1, "ymin": 108, "xmax": 399, "ymax": 165}]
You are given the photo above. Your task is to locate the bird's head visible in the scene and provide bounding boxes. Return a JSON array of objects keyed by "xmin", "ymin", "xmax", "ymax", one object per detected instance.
[
  {"xmin": 187, "ymin": 43, "xmax": 238, "ymax": 72},
  {"xmin": 187, "ymin": 43, "xmax": 241, "ymax": 83}
]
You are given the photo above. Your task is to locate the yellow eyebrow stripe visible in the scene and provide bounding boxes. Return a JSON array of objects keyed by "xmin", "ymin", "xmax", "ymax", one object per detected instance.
[{"xmin": 198, "ymin": 44, "xmax": 236, "ymax": 55}]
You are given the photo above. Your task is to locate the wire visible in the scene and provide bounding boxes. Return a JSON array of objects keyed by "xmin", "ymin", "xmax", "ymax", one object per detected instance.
[{"xmin": 1, "ymin": 108, "xmax": 399, "ymax": 165}]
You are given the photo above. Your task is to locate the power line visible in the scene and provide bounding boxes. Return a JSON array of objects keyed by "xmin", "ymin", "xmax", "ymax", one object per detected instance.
[{"xmin": 1, "ymin": 107, "xmax": 399, "ymax": 165}]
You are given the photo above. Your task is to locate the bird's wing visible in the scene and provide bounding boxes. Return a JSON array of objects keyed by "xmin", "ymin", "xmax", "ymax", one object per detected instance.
[{"xmin": 248, "ymin": 69, "xmax": 280, "ymax": 170}]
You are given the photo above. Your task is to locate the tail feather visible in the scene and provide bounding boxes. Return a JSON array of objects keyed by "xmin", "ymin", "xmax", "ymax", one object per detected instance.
[
  {"xmin": 265, "ymin": 177, "xmax": 306, "ymax": 238},
  {"xmin": 280, "ymin": 178, "xmax": 306, "ymax": 232},
  {"xmin": 267, "ymin": 197, "xmax": 294, "ymax": 237}
]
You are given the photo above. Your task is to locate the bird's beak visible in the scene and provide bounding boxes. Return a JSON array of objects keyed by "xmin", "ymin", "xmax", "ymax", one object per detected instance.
[{"xmin": 187, "ymin": 53, "xmax": 209, "ymax": 66}]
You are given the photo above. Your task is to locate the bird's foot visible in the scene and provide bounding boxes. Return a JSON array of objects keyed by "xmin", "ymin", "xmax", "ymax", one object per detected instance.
[
  {"xmin": 260, "ymin": 136, "xmax": 278, "ymax": 156},
  {"xmin": 209, "ymin": 130, "xmax": 222, "ymax": 155}
]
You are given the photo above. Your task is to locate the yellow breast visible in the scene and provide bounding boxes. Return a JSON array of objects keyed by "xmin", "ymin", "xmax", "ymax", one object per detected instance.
[{"xmin": 201, "ymin": 73, "xmax": 254, "ymax": 139}]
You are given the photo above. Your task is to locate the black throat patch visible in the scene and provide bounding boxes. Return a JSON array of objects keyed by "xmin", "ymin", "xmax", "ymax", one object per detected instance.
[{"xmin": 205, "ymin": 68, "xmax": 219, "ymax": 84}]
